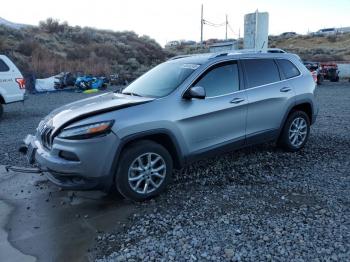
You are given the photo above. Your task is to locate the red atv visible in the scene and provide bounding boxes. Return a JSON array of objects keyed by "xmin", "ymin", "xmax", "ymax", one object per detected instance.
[
  {"xmin": 320, "ymin": 63, "xmax": 340, "ymax": 82},
  {"xmin": 304, "ymin": 61, "xmax": 323, "ymax": 85}
]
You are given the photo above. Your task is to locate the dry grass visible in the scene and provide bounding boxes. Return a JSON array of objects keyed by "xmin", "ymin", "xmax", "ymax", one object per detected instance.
[
  {"xmin": 168, "ymin": 33, "xmax": 350, "ymax": 62},
  {"xmin": 269, "ymin": 34, "xmax": 350, "ymax": 61},
  {"xmin": 0, "ymin": 19, "xmax": 168, "ymax": 79}
]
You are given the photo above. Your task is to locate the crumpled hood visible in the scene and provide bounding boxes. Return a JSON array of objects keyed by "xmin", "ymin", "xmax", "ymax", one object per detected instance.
[{"xmin": 44, "ymin": 92, "xmax": 154, "ymax": 129}]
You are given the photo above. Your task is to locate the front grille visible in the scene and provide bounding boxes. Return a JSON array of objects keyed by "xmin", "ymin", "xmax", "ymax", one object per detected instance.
[{"xmin": 37, "ymin": 121, "xmax": 54, "ymax": 150}]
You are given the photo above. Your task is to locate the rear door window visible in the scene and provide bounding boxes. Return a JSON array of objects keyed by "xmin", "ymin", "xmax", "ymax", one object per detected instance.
[
  {"xmin": 0, "ymin": 59, "xmax": 10, "ymax": 72},
  {"xmin": 276, "ymin": 59, "xmax": 300, "ymax": 79},
  {"xmin": 194, "ymin": 61, "xmax": 239, "ymax": 97},
  {"xmin": 242, "ymin": 59, "xmax": 281, "ymax": 88}
]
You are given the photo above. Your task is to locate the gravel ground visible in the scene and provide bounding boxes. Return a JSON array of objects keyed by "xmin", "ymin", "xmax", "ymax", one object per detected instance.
[
  {"xmin": 93, "ymin": 82, "xmax": 350, "ymax": 261},
  {"xmin": 1, "ymin": 82, "xmax": 349, "ymax": 261},
  {"xmin": 0, "ymin": 87, "xmax": 118, "ymax": 167}
]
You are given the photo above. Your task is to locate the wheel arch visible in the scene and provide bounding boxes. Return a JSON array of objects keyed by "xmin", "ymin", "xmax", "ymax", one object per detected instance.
[
  {"xmin": 278, "ymin": 100, "xmax": 314, "ymax": 139},
  {"xmin": 291, "ymin": 102, "xmax": 313, "ymax": 123},
  {"xmin": 110, "ymin": 129, "xmax": 185, "ymax": 179}
]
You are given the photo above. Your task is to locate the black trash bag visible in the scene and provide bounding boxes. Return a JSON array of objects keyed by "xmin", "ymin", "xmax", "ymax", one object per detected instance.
[{"xmin": 24, "ymin": 73, "xmax": 36, "ymax": 94}]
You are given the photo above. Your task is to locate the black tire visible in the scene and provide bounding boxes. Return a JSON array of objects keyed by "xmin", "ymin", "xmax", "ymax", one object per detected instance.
[
  {"xmin": 278, "ymin": 111, "xmax": 310, "ymax": 152},
  {"xmin": 115, "ymin": 140, "xmax": 173, "ymax": 201},
  {"xmin": 0, "ymin": 104, "xmax": 3, "ymax": 119}
]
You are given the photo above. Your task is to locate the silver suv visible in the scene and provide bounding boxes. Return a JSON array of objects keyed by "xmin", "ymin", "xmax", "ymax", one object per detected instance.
[{"xmin": 24, "ymin": 52, "xmax": 318, "ymax": 201}]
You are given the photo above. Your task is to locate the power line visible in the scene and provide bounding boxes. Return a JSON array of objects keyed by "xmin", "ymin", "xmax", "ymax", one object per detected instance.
[
  {"xmin": 228, "ymin": 23, "xmax": 239, "ymax": 37},
  {"xmin": 200, "ymin": 4, "xmax": 238, "ymax": 41},
  {"xmin": 203, "ymin": 19, "xmax": 226, "ymax": 27}
]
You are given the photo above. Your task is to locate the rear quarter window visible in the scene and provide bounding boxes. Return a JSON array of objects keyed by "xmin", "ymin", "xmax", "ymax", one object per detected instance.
[
  {"xmin": 242, "ymin": 59, "xmax": 281, "ymax": 88},
  {"xmin": 0, "ymin": 59, "xmax": 10, "ymax": 72},
  {"xmin": 276, "ymin": 59, "xmax": 300, "ymax": 79}
]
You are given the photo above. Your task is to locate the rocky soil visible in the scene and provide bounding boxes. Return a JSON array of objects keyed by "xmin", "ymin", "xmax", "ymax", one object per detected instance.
[
  {"xmin": 0, "ymin": 82, "xmax": 349, "ymax": 261},
  {"xmin": 94, "ymin": 82, "xmax": 350, "ymax": 261}
]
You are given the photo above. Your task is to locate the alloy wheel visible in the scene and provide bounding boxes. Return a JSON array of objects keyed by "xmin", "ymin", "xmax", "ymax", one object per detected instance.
[
  {"xmin": 128, "ymin": 152, "xmax": 166, "ymax": 194},
  {"xmin": 288, "ymin": 117, "xmax": 308, "ymax": 147}
]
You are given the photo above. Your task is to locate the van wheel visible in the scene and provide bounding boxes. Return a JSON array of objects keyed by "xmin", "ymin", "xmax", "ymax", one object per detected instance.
[
  {"xmin": 115, "ymin": 140, "xmax": 173, "ymax": 201},
  {"xmin": 278, "ymin": 111, "xmax": 310, "ymax": 152},
  {"xmin": 0, "ymin": 104, "xmax": 3, "ymax": 118}
]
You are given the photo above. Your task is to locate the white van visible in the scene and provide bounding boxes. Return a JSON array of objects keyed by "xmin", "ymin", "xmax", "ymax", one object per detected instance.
[{"xmin": 0, "ymin": 55, "xmax": 25, "ymax": 118}]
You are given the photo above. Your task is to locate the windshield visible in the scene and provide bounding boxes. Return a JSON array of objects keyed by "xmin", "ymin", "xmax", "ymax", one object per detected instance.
[{"xmin": 122, "ymin": 62, "xmax": 199, "ymax": 98}]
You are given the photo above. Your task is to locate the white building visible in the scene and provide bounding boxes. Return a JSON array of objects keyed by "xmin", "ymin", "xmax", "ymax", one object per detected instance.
[{"xmin": 244, "ymin": 11, "xmax": 269, "ymax": 51}]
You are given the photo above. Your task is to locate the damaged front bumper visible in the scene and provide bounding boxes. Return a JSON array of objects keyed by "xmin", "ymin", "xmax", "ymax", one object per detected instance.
[
  {"xmin": 23, "ymin": 134, "xmax": 38, "ymax": 165},
  {"xmin": 22, "ymin": 133, "xmax": 120, "ymax": 191}
]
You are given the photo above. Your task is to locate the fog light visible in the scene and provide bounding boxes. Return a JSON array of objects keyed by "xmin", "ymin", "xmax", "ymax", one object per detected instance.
[{"xmin": 59, "ymin": 151, "xmax": 79, "ymax": 161}]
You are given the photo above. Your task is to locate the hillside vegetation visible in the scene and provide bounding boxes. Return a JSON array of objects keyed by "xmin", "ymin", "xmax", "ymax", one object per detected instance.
[
  {"xmin": 167, "ymin": 34, "xmax": 350, "ymax": 62},
  {"xmin": 270, "ymin": 34, "xmax": 350, "ymax": 61},
  {"xmin": 1, "ymin": 18, "xmax": 349, "ymax": 81},
  {"xmin": 0, "ymin": 18, "xmax": 167, "ymax": 79}
]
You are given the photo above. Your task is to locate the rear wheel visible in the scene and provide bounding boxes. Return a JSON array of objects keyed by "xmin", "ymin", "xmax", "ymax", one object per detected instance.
[
  {"xmin": 278, "ymin": 111, "xmax": 310, "ymax": 152},
  {"xmin": 115, "ymin": 140, "xmax": 173, "ymax": 201}
]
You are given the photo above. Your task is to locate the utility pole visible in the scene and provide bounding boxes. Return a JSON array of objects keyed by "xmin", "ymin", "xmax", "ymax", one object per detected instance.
[
  {"xmin": 255, "ymin": 9, "xmax": 259, "ymax": 50},
  {"xmin": 200, "ymin": 4, "xmax": 204, "ymax": 44},
  {"xmin": 225, "ymin": 14, "xmax": 228, "ymax": 40}
]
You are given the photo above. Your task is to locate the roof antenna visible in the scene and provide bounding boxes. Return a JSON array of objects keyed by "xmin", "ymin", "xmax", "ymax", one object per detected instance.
[{"xmin": 260, "ymin": 41, "xmax": 266, "ymax": 52}]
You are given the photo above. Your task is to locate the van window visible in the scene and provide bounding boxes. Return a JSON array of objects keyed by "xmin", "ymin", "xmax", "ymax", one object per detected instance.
[
  {"xmin": 276, "ymin": 59, "xmax": 300, "ymax": 79},
  {"xmin": 243, "ymin": 59, "xmax": 280, "ymax": 88},
  {"xmin": 0, "ymin": 59, "xmax": 10, "ymax": 72},
  {"xmin": 194, "ymin": 62, "xmax": 239, "ymax": 97}
]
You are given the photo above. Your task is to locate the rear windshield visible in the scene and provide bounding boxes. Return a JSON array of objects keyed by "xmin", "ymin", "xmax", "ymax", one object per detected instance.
[{"xmin": 122, "ymin": 62, "xmax": 199, "ymax": 98}]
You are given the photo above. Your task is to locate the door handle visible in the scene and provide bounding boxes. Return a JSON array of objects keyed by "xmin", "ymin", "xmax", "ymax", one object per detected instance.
[
  {"xmin": 230, "ymin": 97, "xmax": 245, "ymax": 104},
  {"xmin": 280, "ymin": 87, "xmax": 292, "ymax": 92}
]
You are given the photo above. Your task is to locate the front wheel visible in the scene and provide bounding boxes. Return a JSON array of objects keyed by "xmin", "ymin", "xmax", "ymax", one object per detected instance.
[
  {"xmin": 115, "ymin": 140, "xmax": 173, "ymax": 201},
  {"xmin": 278, "ymin": 111, "xmax": 310, "ymax": 152}
]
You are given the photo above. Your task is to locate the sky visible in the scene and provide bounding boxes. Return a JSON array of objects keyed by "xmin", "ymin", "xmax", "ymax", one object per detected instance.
[{"xmin": 1, "ymin": 0, "xmax": 350, "ymax": 46}]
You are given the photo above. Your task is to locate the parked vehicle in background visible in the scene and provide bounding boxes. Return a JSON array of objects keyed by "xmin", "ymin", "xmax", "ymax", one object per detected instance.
[
  {"xmin": 338, "ymin": 27, "xmax": 350, "ymax": 34},
  {"xmin": 320, "ymin": 63, "xmax": 340, "ymax": 82},
  {"xmin": 23, "ymin": 52, "xmax": 318, "ymax": 201},
  {"xmin": 181, "ymin": 40, "xmax": 197, "ymax": 46},
  {"xmin": 326, "ymin": 68, "xmax": 340, "ymax": 82},
  {"xmin": 54, "ymin": 72, "xmax": 76, "ymax": 89},
  {"xmin": 304, "ymin": 61, "xmax": 324, "ymax": 85},
  {"xmin": 280, "ymin": 32, "xmax": 297, "ymax": 38},
  {"xmin": 165, "ymin": 40, "xmax": 181, "ymax": 48},
  {"xmin": 314, "ymin": 28, "xmax": 337, "ymax": 36},
  {"xmin": 0, "ymin": 55, "xmax": 25, "ymax": 118}
]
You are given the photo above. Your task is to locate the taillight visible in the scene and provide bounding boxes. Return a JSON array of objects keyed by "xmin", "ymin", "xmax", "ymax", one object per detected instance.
[
  {"xmin": 15, "ymin": 78, "xmax": 26, "ymax": 89},
  {"xmin": 311, "ymin": 71, "xmax": 317, "ymax": 84}
]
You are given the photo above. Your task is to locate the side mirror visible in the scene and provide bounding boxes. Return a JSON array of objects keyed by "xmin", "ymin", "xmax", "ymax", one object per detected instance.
[{"xmin": 183, "ymin": 86, "xmax": 206, "ymax": 100}]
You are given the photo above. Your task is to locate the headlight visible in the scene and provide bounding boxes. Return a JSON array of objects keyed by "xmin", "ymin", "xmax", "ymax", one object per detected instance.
[{"xmin": 58, "ymin": 120, "xmax": 114, "ymax": 140}]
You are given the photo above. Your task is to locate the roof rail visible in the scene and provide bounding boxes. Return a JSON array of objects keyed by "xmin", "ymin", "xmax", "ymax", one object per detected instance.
[
  {"xmin": 212, "ymin": 52, "xmax": 228, "ymax": 58},
  {"xmin": 228, "ymin": 49, "xmax": 263, "ymax": 55},
  {"xmin": 168, "ymin": 55, "xmax": 192, "ymax": 61}
]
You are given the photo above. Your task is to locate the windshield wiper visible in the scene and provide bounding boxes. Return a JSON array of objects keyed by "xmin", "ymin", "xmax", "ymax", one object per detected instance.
[{"xmin": 122, "ymin": 91, "xmax": 142, "ymax": 97}]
